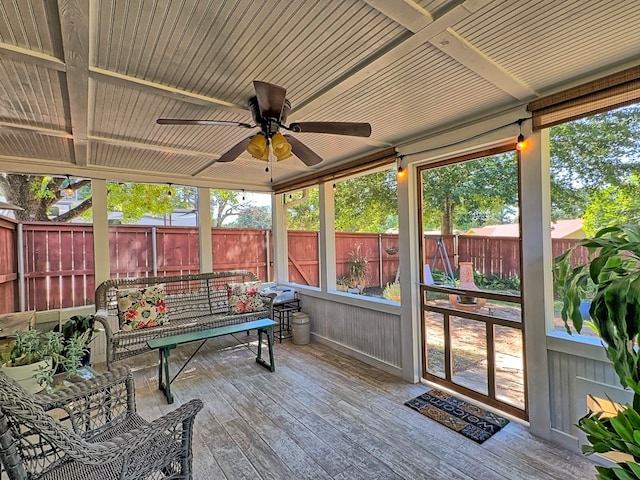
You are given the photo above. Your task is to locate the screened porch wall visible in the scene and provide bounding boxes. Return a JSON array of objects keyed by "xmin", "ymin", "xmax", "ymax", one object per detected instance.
[{"xmin": 296, "ymin": 292, "xmax": 403, "ymax": 376}]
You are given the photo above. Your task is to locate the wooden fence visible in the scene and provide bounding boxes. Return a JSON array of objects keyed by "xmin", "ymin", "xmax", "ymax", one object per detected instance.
[
  {"xmin": 0, "ymin": 221, "xmax": 588, "ymax": 312},
  {"xmin": 0, "ymin": 217, "xmax": 18, "ymax": 313}
]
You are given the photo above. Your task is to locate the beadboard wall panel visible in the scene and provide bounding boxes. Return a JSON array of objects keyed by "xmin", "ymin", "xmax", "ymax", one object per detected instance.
[{"xmin": 298, "ymin": 293, "xmax": 402, "ymax": 374}]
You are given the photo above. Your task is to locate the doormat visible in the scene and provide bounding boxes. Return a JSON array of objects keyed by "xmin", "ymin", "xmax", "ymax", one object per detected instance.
[{"xmin": 404, "ymin": 389, "xmax": 509, "ymax": 444}]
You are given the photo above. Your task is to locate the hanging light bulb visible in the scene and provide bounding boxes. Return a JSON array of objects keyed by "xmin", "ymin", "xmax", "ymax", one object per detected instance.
[
  {"xmin": 166, "ymin": 183, "xmax": 173, "ymax": 198},
  {"xmin": 63, "ymin": 174, "xmax": 74, "ymax": 197},
  {"xmin": 333, "ymin": 183, "xmax": 337, "ymax": 191},
  {"xmin": 241, "ymin": 189, "xmax": 246, "ymax": 201},
  {"xmin": 396, "ymin": 157, "xmax": 406, "ymax": 179},
  {"xmin": 516, "ymin": 120, "xmax": 525, "ymax": 151}
]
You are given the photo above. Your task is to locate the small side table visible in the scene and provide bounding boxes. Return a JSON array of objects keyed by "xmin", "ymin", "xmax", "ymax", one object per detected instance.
[{"xmin": 272, "ymin": 298, "xmax": 301, "ymax": 342}]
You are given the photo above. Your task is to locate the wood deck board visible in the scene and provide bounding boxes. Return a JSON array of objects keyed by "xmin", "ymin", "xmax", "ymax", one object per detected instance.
[{"xmin": 115, "ymin": 335, "xmax": 597, "ymax": 480}]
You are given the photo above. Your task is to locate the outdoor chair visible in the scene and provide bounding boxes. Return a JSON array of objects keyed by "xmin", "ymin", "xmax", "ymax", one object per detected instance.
[{"xmin": 0, "ymin": 366, "xmax": 203, "ymax": 480}]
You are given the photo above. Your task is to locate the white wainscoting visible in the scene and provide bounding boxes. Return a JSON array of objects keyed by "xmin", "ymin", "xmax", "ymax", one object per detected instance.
[
  {"xmin": 297, "ymin": 292, "xmax": 402, "ymax": 376},
  {"xmin": 547, "ymin": 333, "xmax": 623, "ymax": 452}
]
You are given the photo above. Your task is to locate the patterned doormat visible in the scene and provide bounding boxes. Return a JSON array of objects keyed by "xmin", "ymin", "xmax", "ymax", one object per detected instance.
[{"xmin": 404, "ymin": 389, "xmax": 509, "ymax": 444}]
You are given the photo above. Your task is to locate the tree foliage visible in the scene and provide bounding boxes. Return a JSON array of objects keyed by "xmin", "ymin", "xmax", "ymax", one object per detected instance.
[
  {"xmin": 421, "ymin": 153, "xmax": 519, "ymax": 234},
  {"xmin": 549, "ymin": 105, "xmax": 640, "ymax": 221}
]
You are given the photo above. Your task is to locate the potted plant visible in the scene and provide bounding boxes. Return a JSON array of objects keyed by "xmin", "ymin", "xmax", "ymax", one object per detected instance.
[
  {"xmin": 336, "ymin": 276, "xmax": 350, "ymax": 292},
  {"xmin": 0, "ymin": 327, "xmax": 91, "ymax": 394},
  {"xmin": 383, "ymin": 282, "xmax": 401, "ymax": 302},
  {"xmin": 347, "ymin": 244, "xmax": 369, "ymax": 293},
  {"xmin": 57, "ymin": 314, "xmax": 97, "ymax": 368},
  {"xmin": 554, "ymin": 224, "xmax": 640, "ymax": 478}
]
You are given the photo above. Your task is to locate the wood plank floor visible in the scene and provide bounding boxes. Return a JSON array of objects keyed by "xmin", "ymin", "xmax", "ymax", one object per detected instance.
[{"xmin": 116, "ymin": 334, "xmax": 597, "ymax": 480}]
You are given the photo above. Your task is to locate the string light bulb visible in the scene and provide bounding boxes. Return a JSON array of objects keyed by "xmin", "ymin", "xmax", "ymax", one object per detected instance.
[
  {"xmin": 332, "ymin": 183, "xmax": 336, "ymax": 191},
  {"xmin": 166, "ymin": 183, "xmax": 173, "ymax": 198},
  {"xmin": 63, "ymin": 174, "xmax": 73, "ymax": 197},
  {"xmin": 396, "ymin": 156, "xmax": 407, "ymax": 179},
  {"xmin": 516, "ymin": 120, "xmax": 525, "ymax": 151},
  {"xmin": 242, "ymin": 189, "xmax": 246, "ymax": 201}
]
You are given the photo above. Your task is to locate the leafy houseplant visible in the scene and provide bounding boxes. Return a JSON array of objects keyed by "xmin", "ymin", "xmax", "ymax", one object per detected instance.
[
  {"xmin": 0, "ymin": 327, "xmax": 91, "ymax": 393},
  {"xmin": 554, "ymin": 224, "xmax": 640, "ymax": 478},
  {"xmin": 58, "ymin": 314, "xmax": 97, "ymax": 368}
]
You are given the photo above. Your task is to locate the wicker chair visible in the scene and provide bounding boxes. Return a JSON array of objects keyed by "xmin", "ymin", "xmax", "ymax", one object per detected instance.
[{"xmin": 0, "ymin": 367, "xmax": 202, "ymax": 479}]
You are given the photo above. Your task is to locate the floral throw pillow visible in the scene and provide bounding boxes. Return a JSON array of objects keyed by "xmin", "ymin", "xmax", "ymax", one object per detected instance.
[
  {"xmin": 226, "ymin": 282, "xmax": 264, "ymax": 314},
  {"xmin": 117, "ymin": 284, "xmax": 168, "ymax": 330}
]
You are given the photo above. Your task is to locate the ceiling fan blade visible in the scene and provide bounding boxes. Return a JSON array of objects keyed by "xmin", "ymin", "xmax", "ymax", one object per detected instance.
[
  {"xmin": 157, "ymin": 118, "xmax": 254, "ymax": 128},
  {"xmin": 284, "ymin": 135, "xmax": 323, "ymax": 166},
  {"xmin": 289, "ymin": 121, "xmax": 372, "ymax": 137},
  {"xmin": 217, "ymin": 137, "xmax": 253, "ymax": 162},
  {"xmin": 253, "ymin": 80, "xmax": 287, "ymax": 120},
  {"xmin": 192, "ymin": 137, "xmax": 252, "ymax": 176}
]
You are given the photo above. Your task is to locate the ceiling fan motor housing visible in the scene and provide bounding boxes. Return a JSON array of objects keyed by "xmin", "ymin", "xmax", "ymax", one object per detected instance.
[{"xmin": 249, "ymin": 96, "xmax": 291, "ymax": 137}]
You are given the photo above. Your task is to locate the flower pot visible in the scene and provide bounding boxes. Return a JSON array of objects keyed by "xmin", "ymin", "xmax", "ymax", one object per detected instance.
[{"xmin": 1, "ymin": 358, "xmax": 52, "ymax": 394}]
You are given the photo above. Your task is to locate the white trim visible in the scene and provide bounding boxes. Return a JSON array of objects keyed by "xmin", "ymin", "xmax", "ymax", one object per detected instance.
[
  {"xmin": 292, "ymin": 286, "xmax": 401, "ymax": 315},
  {"xmin": 198, "ymin": 187, "xmax": 212, "ymax": 273},
  {"xmin": 546, "ymin": 332, "xmax": 608, "ymax": 363},
  {"xmin": 91, "ymin": 179, "xmax": 109, "ymax": 285}
]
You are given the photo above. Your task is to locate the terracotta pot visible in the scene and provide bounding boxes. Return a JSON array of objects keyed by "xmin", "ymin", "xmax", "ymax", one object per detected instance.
[{"xmin": 1, "ymin": 358, "xmax": 52, "ymax": 394}]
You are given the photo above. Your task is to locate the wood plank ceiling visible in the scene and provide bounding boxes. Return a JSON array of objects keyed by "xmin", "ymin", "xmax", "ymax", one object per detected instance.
[{"xmin": 0, "ymin": 0, "xmax": 639, "ymax": 191}]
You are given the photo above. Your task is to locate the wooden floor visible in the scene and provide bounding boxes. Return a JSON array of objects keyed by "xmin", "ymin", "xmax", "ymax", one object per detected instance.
[{"xmin": 117, "ymin": 334, "xmax": 597, "ymax": 480}]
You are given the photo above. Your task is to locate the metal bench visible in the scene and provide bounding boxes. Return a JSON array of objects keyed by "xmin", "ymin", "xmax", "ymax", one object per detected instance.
[{"xmin": 147, "ymin": 318, "xmax": 277, "ymax": 403}]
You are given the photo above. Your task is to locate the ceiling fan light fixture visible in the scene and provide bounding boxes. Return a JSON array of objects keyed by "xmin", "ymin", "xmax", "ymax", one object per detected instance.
[
  {"xmin": 271, "ymin": 132, "xmax": 292, "ymax": 161},
  {"xmin": 246, "ymin": 133, "xmax": 268, "ymax": 159}
]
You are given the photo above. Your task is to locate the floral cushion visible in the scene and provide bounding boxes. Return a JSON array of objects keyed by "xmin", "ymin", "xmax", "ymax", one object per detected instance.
[
  {"xmin": 226, "ymin": 282, "xmax": 264, "ymax": 314},
  {"xmin": 117, "ymin": 284, "xmax": 168, "ymax": 330}
]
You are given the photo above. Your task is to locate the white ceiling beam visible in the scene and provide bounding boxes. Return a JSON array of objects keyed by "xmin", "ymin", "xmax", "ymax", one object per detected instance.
[
  {"xmin": 0, "ymin": 121, "xmax": 71, "ymax": 138},
  {"xmin": 90, "ymin": 67, "xmax": 248, "ymax": 115},
  {"xmin": 58, "ymin": 0, "xmax": 89, "ymax": 166},
  {"xmin": 362, "ymin": 0, "xmax": 432, "ymax": 32},
  {"xmin": 291, "ymin": 0, "xmax": 491, "ymax": 120},
  {"xmin": 0, "ymin": 42, "xmax": 66, "ymax": 71},
  {"xmin": 89, "ymin": 135, "xmax": 220, "ymax": 160},
  {"xmin": 429, "ymin": 29, "xmax": 536, "ymax": 100}
]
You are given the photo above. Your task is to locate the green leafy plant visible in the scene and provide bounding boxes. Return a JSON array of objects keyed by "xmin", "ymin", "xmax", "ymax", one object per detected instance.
[
  {"xmin": 346, "ymin": 244, "xmax": 369, "ymax": 291},
  {"xmin": 1, "ymin": 327, "xmax": 92, "ymax": 388},
  {"xmin": 383, "ymin": 282, "xmax": 401, "ymax": 302},
  {"xmin": 554, "ymin": 224, "xmax": 640, "ymax": 478}
]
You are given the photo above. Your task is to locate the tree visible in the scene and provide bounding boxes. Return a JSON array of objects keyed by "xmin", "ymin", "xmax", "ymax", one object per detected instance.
[
  {"xmin": 549, "ymin": 105, "xmax": 640, "ymax": 220},
  {"xmin": 227, "ymin": 205, "xmax": 272, "ymax": 228},
  {"xmin": 0, "ymin": 174, "xmax": 93, "ymax": 222},
  {"xmin": 284, "ymin": 169, "xmax": 398, "ymax": 233},
  {"xmin": 334, "ymin": 170, "xmax": 397, "ymax": 233},
  {"xmin": 0, "ymin": 174, "xmax": 176, "ymax": 223},
  {"xmin": 421, "ymin": 153, "xmax": 519, "ymax": 234},
  {"xmin": 582, "ymin": 174, "xmax": 640, "ymax": 235}
]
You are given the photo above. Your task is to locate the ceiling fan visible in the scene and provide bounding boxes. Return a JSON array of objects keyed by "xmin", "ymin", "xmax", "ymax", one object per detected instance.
[{"xmin": 157, "ymin": 80, "xmax": 372, "ymax": 168}]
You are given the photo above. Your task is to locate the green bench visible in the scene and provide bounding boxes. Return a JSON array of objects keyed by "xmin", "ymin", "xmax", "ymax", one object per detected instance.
[{"xmin": 147, "ymin": 318, "xmax": 278, "ymax": 404}]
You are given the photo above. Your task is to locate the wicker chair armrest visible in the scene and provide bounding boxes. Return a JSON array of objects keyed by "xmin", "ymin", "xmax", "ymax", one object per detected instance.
[
  {"xmin": 261, "ymin": 292, "xmax": 276, "ymax": 318},
  {"xmin": 94, "ymin": 308, "xmax": 114, "ymax": 338},
  {"xmin": 33, "ymin": 399, "xmax": 203, "ymax": 468},
  {"xmin": 104, "ymin": 399, "xmax": 203, "ymax": 454}
]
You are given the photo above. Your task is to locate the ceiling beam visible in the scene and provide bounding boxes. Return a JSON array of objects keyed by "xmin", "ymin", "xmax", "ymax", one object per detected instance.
[
  {"xmin": 0, "ymin": 121, "xmax": 71, "ymax": 138},
  {"xmin": 89, "ymin": 135, "xmax": 220, "ymax": 160},
  {"xmin": 291, "ymin": 0, "xmax": 492, "ymax": 120},
  {"xmin": 429, "ymin": 29, "xmax": 536, "ymax": 100},
  {"xmin": 90, "ymin": 67, "xmax": 248, "ymax": 115},
  {"xmin": 362, "ymin": 0, "xmax": 432, "ymax": 32},
  {"xmin": 0, "ymin": 42, "xmax": 66, "ymax": 71},
  {"xmin": 58, "ymin": 0, "xmax": 89, "ymax": 166}
]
